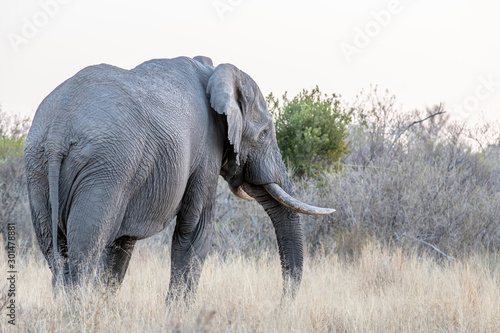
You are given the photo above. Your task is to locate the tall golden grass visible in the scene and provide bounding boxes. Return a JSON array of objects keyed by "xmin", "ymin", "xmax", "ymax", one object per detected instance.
[{"xmin": 1, "ymin": 242, "xmax": 499, "ymax": 332}]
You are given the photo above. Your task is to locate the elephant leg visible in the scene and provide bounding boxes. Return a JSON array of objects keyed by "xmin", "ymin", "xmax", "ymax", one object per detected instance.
[
  {"xmin": 65, "ymin": 187, "xmax": 127, "ymax": 288},
  {"xmin": 167, "ymin": 176, "xmax": 217, "ymax": 302},
  {"xmin": 100, "ymin": 236, "xmax": 136, "ymax": 291},
  {"xmin": 167, "ymin": 207, "xmax": 215, "ymax": 302},
  {"xmin": 51, "ymin": 233, "xmax": 72, "ymax": 293},
  {"xmin": 26, "ymin": 181, "xmax": 71, "ymax": 293}
]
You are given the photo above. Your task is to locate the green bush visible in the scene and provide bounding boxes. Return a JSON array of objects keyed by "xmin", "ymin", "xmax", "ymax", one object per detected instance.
[
  {"xmin": 267, "ymin": 87, "xmax": 351, "ymax": 177},
  {"xmin": 0, "ymin": 108, "xmax": 29, "ymax": 162},
  {"xmin": 0, "ymin": 136, "xmax": 26, "ymax": 162}
]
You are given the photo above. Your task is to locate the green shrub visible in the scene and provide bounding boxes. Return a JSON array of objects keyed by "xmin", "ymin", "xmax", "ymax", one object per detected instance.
[
  {"xmin": 0, "ymin": 108, "xmax": 29, "ymax": 162},
  {"xmin": 0, "ymin": 136, "xmax": 26, "ymax": 162},
  {"xmin": 267, "ymin": 87, "xmax": 351, "ymax": 177}
]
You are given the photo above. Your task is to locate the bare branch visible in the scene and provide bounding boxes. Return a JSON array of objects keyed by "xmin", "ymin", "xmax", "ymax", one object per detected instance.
[
  {"xmin": 408, "ymin": 235, "xmax": 455, "ymax": 261},
  {"xmin": 388, "ymin": 105, "xmax": 446, "ymax": 153}
]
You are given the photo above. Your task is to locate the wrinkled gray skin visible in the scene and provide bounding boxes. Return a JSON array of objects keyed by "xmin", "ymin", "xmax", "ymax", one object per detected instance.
[{"xmin": 25, "ymin": 56, "xmax": 313, "ymax": 301}]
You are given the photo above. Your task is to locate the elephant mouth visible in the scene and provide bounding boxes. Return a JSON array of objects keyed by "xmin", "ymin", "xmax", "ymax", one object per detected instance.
[{"xmin": 230, "ymin": 183, "xmax": 335, "ymax": 216}]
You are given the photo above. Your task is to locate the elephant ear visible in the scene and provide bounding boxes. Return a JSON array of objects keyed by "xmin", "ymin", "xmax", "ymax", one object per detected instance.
[{"xmin": 207, "ymin": 63, "xmax": 249, "ymax": 166}]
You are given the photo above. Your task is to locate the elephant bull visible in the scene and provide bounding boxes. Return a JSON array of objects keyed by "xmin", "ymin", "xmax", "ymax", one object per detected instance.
[{"xmin": 24, "ymin": 56, "xmax": 334, "ymax": 301}]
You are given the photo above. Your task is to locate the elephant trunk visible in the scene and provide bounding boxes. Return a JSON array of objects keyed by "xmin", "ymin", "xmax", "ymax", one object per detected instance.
[
  {"xmin": 269, "ymin": 202, "xmax": 304, "ymax": 299},
  {"xmin": 238, "ymin": 147, "xmax": 334, "ymax": 297},
  {"xmin": 242, "ymin": 181, "xmax": 304, "ymax": 298}
]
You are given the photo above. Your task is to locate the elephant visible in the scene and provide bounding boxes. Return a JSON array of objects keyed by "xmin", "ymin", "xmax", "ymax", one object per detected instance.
[{"xmin": 24, "ymin": 56, "xmax": 334, "ymax": 301}]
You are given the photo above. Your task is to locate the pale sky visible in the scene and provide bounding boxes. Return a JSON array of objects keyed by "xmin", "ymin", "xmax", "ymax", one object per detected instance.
[{"xmin": 1, "ymin": 0, "xmax": 499, "ymax": 123}]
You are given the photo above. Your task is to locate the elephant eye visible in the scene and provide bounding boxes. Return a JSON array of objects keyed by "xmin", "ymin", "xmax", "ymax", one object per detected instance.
[{"xmin": 258, "ymin": 128, "xmax": 269, "ymax": 141}]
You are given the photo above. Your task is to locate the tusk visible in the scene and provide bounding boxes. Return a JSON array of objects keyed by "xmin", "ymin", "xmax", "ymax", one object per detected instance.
[
  {"xmin": 230, "ymin": 186, "xmax": 254, "ymax": 200},
  {"xmin": 263, "ymin": 183, "xmax": 335, "ymax": 215}
]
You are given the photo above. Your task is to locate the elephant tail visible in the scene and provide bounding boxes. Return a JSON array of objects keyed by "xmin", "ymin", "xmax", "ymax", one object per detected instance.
[{"xmin": 48, "ymin": 152, "xmax": 63, "ymax": 267}]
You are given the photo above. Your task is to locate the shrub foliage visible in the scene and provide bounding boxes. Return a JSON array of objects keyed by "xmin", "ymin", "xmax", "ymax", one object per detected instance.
[{"xmin": 267, "ymin": 87, "xmax": 351, "ymax": 177}]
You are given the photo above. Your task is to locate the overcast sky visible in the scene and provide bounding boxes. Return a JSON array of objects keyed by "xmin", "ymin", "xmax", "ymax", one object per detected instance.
[{"xmin": 1, "ymin": 0, "xmax": 499, "ymax": 123}]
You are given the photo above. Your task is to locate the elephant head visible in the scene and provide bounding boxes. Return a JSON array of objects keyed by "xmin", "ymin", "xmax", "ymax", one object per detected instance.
[{"xmin": 207, "ymin": 64, "xmax": 334, "ymax": 297}]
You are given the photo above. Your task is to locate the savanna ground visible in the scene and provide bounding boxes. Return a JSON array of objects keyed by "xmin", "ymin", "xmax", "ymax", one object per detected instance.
[
  {"xmin": 1, "ymin": 241, "xmax": 500, "ymax": 332},
  {"xmin": 1, "ymin": 88, "xmax": 500, "ymax": 332}
]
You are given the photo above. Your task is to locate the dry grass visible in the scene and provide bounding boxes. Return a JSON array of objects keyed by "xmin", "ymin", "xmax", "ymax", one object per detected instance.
[{"xmin": 1, "ymin": 242, "xmax": 499, "ymax": 332}]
